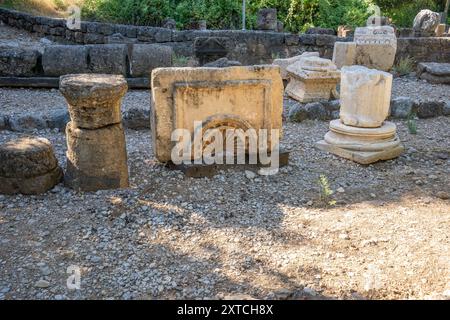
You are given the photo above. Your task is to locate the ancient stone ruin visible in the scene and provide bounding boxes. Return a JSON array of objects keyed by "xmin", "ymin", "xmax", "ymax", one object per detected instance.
[
  {"xmin": 272, "ymin": 51, "xmax": 319, "ymax": 80},
  {"xmin": 256, "ymin": 9, "xmax": 278, "ymax": 31},
  {"xmin": 413, "ymin": 9, "xmax": 441, "ymax": 36},
  {"xmin": 151, "ymin": 65, "xmax": 283, "ymax": 163},
  {"xmin": 332, "ymin": 26, "xmax": 397, "ymax": 71},
  {"xmin": 285, "ymin": 57, "xmax": 340, "ymax": 103},
  {"xmin": 60, "ymin": 74, "xmax": 129, "ymax": 191},
  {"xmin": 417, "ymin": 62, "xmax": 450, "ymax": 84},
  {"xmin": 317, "ymin": 66, "xmax": 404, "ymax": 164},
  {"xmin": 0, "ymin": 137, "xmax": 62, "ymax": 194}
]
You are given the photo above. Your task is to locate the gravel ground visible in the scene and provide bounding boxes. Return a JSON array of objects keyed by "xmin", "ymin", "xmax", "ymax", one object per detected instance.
[
  {"xmin": 391, "ymin": 75, "xmax": 450, "ymax": 102},
  {"xmin": 0, "ymin": 117, "xmax": 449, "ymax": 300}
]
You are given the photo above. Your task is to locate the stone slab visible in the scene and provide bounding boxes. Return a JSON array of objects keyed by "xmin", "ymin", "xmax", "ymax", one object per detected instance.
[{"xmin": 151, "ymin": 65, "xmax": 283, "ymax": 163}]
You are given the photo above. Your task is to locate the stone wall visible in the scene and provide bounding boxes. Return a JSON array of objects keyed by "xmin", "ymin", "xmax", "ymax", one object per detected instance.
[
  {"xmin": 0, "ymin": 7, "xmax": 346, "ymax": 65},
  {"xmin": 0, "ymin": 7, "xmax": 449, "ymax": 71}
]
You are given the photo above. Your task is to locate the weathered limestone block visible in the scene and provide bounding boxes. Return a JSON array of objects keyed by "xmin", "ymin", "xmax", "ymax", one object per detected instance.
[
  {"xmin": 353, "ymin": 26, "xmax": 397, "ymax": 71},
  {"xmin": 285, "ymin": 57, "xmax": 340, "ymax": 103},
  {"xmin": 0, "ymin": 46, "xmax": 40, "ymax": 76},
  {"xmin": 65, "ymin": 122, "xmax": 129, "ymax": 191},
  {"xmin": 88, "ymin": 44, "xmax": 129, "ymax": 76},
  {"xmin": 0, "ymin": 137, "xmax": 62, "ymax": 195},
  {"xmin": 417, "ymin": 62, "xmax": 450, "ymax": 84},
  {"xmin": 272, "ymin": 51, "xmax": 319, "ymax": 80},
  {"xmin": 42, "ymin": 45, "xmax": 89, "ymax": 76},
  {"xmin": 340, "ymin": 66, "xmax": 392, "ymax": 128},
  {"xmin": 413, "ymin": 9, "xmax": 440, "ymax": 32},
  {"xmin": 151, "ymin": 65, "xmax": 283, "ymax": 163},
  {"xmin": 332, "ymin": 42, "xmax": 356, "ymax": 69},
  {"xmin": 59, "ymin": 74, "xmax": 128, "ymax": 129},
  {"xmin": 354, "ymin": 44, "xmax": 395, "ymax": 72},
  {"xmin": 256, "ymin": 8, "xmax": 277, "ymax": 31},
  {"xmin": 130, "ymin": 44, "xmax": 173, "ymax": 77}
]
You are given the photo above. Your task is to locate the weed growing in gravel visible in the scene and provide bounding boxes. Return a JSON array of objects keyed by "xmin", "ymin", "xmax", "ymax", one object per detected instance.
[
  {"xmin": 407, "ymin": 112, "xmax": 418, "ymax": 134},
  {"xmin": 318, "ymin": 174, "xmax": 336, "ymax": 207},
  {"xmin": 173, "ymin": 54, "xmax": 191, "ymax": 67},
  {"xmin": 271, "ymin": 52, "xmax": 281, "ymax": 60},
  {"xmin": 393, "ymin": 56, "xmax": 415, "ymax": 76}
]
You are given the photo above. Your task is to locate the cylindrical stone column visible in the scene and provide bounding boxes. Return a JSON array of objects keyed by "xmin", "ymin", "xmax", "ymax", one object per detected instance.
[
  {"xmin": 340, "ymin": 66, "xmax": 393, "ymax": 128},
  {"xmin": 60, "ymin": 74, "xmax": 129, "ymax": 191}
]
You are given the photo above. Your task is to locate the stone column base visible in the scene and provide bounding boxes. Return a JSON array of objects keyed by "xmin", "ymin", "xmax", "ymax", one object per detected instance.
[{"xmin": 316, "ymin": 120, "xmax": 404, "ymax": 164}]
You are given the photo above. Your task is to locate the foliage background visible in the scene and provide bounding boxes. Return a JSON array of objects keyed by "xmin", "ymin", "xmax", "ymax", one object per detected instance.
[{"xmin": 1, "ymin": 0, "xmax": 449, "ymax": 32}]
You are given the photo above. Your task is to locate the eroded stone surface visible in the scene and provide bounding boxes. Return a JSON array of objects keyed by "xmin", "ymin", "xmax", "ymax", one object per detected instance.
[
  {"xmin": 59, "ymin": 74, "xmax": 128, "ymax": 129},
  {"xmin": 333, "ymin": 26, "xmax": 397, "ymax": 71},
  {"xmin": 0, "ymin": 46, "xmax": 40, "ymax": 76},
  {"xmin": 203, "ymin": 57, "xmax": 242, "ymax": 68},
  {"xmin": 417, "ymin": 62, "xmax": 450, "ymax": 84},
  {"xmin": 332, "ymin": 42, "xmax": 356, "ymax": 69},
  {"xmin": 285, "ymin": 57, "xmax": 340, "ymax": 103},
  {"xmin": 413, "ymin": 9, "xmax": 440, "ymax": 32},
  {"xmin": 340, "ymin": 66, "xmax": 392, "ymax": 128},
  {"xmin": 151, "ymin": 65, "xmax": 283, "ymax": 163},
  {"xmin": 256, "ymin": 8, "xmax": 277, "ymax": 31},
  {"xmin": 42, "ymin": 45, "xmax": 89, "ymax": 76},
  {"xmin": 0, "ymin": 136, "xmax": 58, "ymax": 178},
  {"xmin": 65, "ymin": 122, "xmax": 129, "ymax": 191},
  {"xmin": 273, "ymin": 51, "xmax": 319, "ymax": 80},
  {"xmin": 0, "ymin": 166, "xmax": 62, "ymax": 195},
  {"xmin": 353, "ymin": 26, "xmax": 397, "ymax": 71},
  {"xmin": 88, "ymin": 44, "xmax": 128, "ymax": 75},
  {"xmin": 130, "ymin": 44, "xmax": 173, "ymax": 78},
  {"xmin": 0, "ymin": 136, "xmax": 62, "ymax": 194}
]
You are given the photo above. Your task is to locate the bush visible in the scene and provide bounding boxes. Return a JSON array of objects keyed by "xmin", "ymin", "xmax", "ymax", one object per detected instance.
[
  {"xmin": 2, "ymin": 0, "xmax": 447, "ymax": 30},
  {"xmin": 82, "ymin": 0, "xmax": 173, "ymax": 26},
  {"xmin": 79, "ymin": 0, "xmax": 374, "ymax": 31},
  {"xmin": 374, "ymin": 0, "xmax": 445, "ymax": 27},
  {"xmin": 393, "ymin": 56, "xmax": 415, "ymax": 76}
]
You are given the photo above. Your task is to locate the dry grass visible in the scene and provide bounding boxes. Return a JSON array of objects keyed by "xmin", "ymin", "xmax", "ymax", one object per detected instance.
[{"xmin": 0, "ymin": 0, "xmax": 83, "ymax": 17}]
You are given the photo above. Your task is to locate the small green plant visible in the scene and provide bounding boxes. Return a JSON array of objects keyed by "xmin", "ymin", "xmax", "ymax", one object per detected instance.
[
  {"xmin": 407, "ymin": 112, "xmax": 417, "ymax": 134},
  {"xmin": 318, "ymin": 174, "xmax": 336, "ymax": 206},
  {"xmin": 172, "ymin": 54, "xmax": 190, "ymax": 67},
  {"xmin": 393, "ymin": 56, "xmax": 415, "ymax": 76},
  {"xmin": 271, "ymin": 52, "xmax": 281, "ymax": 60}
]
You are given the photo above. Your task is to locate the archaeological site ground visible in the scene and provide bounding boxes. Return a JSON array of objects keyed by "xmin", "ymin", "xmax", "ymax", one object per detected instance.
[{"xmin": 0, "ymin": 0, "xmax": 449, "ymax": 306}]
